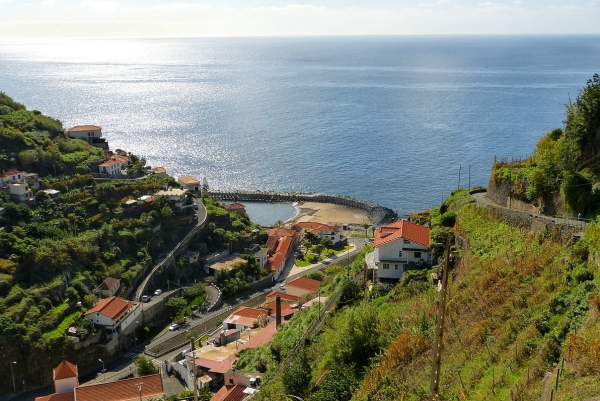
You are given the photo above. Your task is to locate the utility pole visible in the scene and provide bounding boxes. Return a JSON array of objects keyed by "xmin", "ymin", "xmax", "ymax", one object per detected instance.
[
  {"xmin": 468, "ymin": 164, "xmax": 471, "ymax": 191},
  {"xmin": 191, "ymin": 337, "xmax": 199, "ymax": 401},
  {"xmin": 429, "ymin": 237, "xmax": 452, "ymax": 401}
]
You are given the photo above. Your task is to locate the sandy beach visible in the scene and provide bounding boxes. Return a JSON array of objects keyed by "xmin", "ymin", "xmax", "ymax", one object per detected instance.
[{"xmin": 292, "ymin": 201, "xmax": 370, "ymax": 225}]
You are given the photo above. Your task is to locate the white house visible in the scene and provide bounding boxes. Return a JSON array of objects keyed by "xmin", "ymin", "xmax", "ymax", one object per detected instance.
[
  {"xmin": 68, "ymin": 125, "xmax": 109, "ymax": 151},
  {"xmin": 98, "ymin": 159, "xmax": 122, "ymax": 177},
  {"xmin": 9, "ymin": 183, "xmax": 32, "ymax": 202},
  {"xmin": 177, "ymin": 176, "xmax": 201, "ymax": 192},
  {"xmin": 371, "ymin": 220, "xmax": 431, "ymax": 281},
  {"xmin": 155, "ymin": 188, "xmax": 188, "ymax": 208},
  {"xmin": 67, "ymin": 125, "xmax": 102, "ymax": 142},
  {"xmin": 0, "ymin": 169, "xmax": 25, "ymax": 187},
  {"xmin": 84, "ymin": 296, "xmax": 141, "ymax": 333},
  {"xmin": 295, "ymin": 222, "xmax": 342, "ymax": 244}
]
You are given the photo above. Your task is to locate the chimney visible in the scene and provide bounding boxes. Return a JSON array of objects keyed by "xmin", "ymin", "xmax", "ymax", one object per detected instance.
[{"xmin": 275, "ymin": 295, "xmax": 282, "ymax": 328}]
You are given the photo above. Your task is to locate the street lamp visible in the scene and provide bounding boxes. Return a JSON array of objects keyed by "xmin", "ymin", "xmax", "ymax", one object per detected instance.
[
  {"xmin": 9, "ymin": 361, "xmax": 16, "ymax": 393},
  {"xmin": 99, "ymin": 358, "xmax": 106, "ymax": 380}
]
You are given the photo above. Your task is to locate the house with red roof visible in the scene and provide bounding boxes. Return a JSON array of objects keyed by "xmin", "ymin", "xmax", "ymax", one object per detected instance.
[
  {"xmin": 223, "ymin": 306, "xmax": 270, "ymax": 331},
  {"xmin": 68, "ymin": 125, "xmax": 109, "ymax": 151},
  {"xmin": 285, "ymin": 276, "xmax": 321, "ymax": 298},
  {"xmin": 295, "ymin": 221, "xmax": 343, "ymax": 244},
  {"xmin": 372, "ymin": 220, "xmax": 431, "ymax": 280},
  {"xmin": 265, "ymin": 227, "xmax": 299, "ymax": 280},
  {"xmin": 0, "ymin": 169, "xmax": 25, "ymax": 187},
  {"xmin": 98, "ymin": 158, "xmax": 122, "ymax": 177},
  {"xmin": 35, "ymin": 358, "xmax": 164, "ymax": 401},
  {"xmin": 84, "ymin": 296, "xmax": 141, "ymax": 333}
]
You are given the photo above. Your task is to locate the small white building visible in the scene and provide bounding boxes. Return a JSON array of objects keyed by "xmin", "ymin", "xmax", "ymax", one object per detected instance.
[
  {"xmin": 0, "ymin": 169, "xmax": 25, "ymax": 187},
  {"xmin": 98, "ymin": 159, "xmax": 122, "ymax": 177},
  {"xmin": 67, "ymin": 125, "xmax": 102, "ymax": 142},
  {"xmin": 155, "ymin": 188, "xmax": 188, "ymax": 208},
  {"xmin": 9, "ymin": 183, "xmax": 32, "ymax": 202},
  {"xmin": 295, "ymin": 222, "xmax": 342, "ymax": 244},
  {"xmin": 177, "ymin": 176, "xmax": 201, "ymax": 192},
  {"xmin": 52, "ymin": 358, "xmax": 79, "ymax": 395},
  {"xmin": 371, "ymin": 220, "xmax": 431, "ymax": 281}
]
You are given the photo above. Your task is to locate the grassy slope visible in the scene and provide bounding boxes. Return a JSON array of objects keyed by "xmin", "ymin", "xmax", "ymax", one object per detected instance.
[{"xmin": 354, "ymin": 191, "xmax": 600, "ymax": 401}]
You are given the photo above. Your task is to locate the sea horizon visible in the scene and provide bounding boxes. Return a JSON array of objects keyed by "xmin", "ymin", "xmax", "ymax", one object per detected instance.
[{"xmin": 2, "ymin": 35, "xmax": 599, "ymax": 214}]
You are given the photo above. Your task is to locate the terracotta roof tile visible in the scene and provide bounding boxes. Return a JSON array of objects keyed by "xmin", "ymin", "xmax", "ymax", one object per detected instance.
[
  {"xmin": 98, "ymin": 277, "xmax": 120, "ymax": 292},
  {"xmin": 98, "ymin": 159, "xmax": 120, "ymax": 167},
  {"xmin": 211, "ymin": 384, "xmax": 249, "ymax": 401},
  {"xmin": 286, "ymin": 276, "xmax": 320, "ymax": 293},
  {"xmin": 84, "ymin": 296, "xmax": 132, "ymax": 321},
  {"xmin": 75, "ymin": 374, "xmax": 163, "ymax": 401},
  {"xmin": 265, "ymin": 291, "xmax": 299, "ymax": 302},
  {"xmin": 35, "ymin": 392, "xmax": 75, "ymax": 401},
  {"xmin": 178, "ymin": 176, "xmax": 200, "ymax": 185},
  {"xmin": 1, "ymin": 169, "xmax": 24, "ymax": 178},
  {"xmin": 68, "ymin": 125, "xmax": 101, "ymax": 132},
  {"xmin": 54, "ymin": 359, "xmax": 78, "ymax": 380},
  {"xmin": 373, "ymin": 220, "xmax": 430, "ymax": 248}
]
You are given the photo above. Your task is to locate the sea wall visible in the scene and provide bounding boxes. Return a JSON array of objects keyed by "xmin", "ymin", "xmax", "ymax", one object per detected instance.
[{"xmin": 208, "ymin": 190, "xmax": 397, "ymax": 226}]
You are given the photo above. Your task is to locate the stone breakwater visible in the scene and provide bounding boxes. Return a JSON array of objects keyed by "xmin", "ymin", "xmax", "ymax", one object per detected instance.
[{"xmin": 208, "ymin": 190, "xmax": 398, "ymax": 226}]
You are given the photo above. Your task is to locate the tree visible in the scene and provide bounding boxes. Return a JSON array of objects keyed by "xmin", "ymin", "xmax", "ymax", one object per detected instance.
[
  {"xmin": 363, "ymin": 223, "xmax": 370, "ymax": 237},
  {"xmin": 165, "ymin": 297, "xmax": 187, "ymax": 315},
  {"xmin": 182, "ymin": 283, "xmax": 206, "ymax": 301},
  {"xmin": 282, "ymin": 346, "xmax": 311, "ymax": 398},
  {"xmin": 305, "ymin": 231, "xmax": 317, "ymax": 245},
  {"xmin": 161, "ymin": 205, "xmax": 174, "ymax": 219},
  {"xmin": 320, "ymin": 237, "xmax": 333, "ymax": 248},
  {"xmin": 134, "ymin": 355, "xmax": 157, "ymax": 376},
  {"xmin": 202, "ymin": 177, "xmax": 209, "ymax": 193},
  {"xmin": 65, "ymin": 286, "xmax": 79, "ymax": 305},
  {"xmin": 337, "ymin": 279, "xmax": 362, "ymax": 307},
  {"xmin": 314, "ymin": 244, "xmax": 325, "ymax": 258}
]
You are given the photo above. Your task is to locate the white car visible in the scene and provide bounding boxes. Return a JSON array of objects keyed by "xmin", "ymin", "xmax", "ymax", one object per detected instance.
[
  {"xmin": 168, "ymin": 323, "xmax": 179, "ymax": 331},
  {"xmin": 279, "ymin": 284, "xmax": 285, "ymax": 291},
  {"xmin": 142, "ymin": 295, "xmax": 151, "ymax": 302},
  {"xmin": 154, "ymin": 289, "xmax": 162, "ymax": 296}
]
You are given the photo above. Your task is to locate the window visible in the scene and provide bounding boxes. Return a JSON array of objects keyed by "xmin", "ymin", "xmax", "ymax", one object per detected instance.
[
  {"xmin": 229, "ymin": 379, "xmax": 234, "ymax": 384},
  {"xmin": 414, "ymin": 252, "xmax": 422, "ymax": 259},
  {"xmin": 405, "ymin": 240, "xmax": 411, "ymax": 245},
  {"xmin": 398, "ymin": 251, "xmax": 403, "ymax": 257},
  {"xmin": 394, "ymin": 264, "xmax": 399, "ymax": 270},
  {"xmin": 383, "ymin": 263, "xmax": 389, "ymax": 269}
]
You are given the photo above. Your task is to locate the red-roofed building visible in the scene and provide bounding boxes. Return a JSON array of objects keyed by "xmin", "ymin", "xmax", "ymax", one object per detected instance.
[
  {"xmin": 372, "ymin": 220, "xmax": 431, "ymax": 280},
  {"xmin": 68, "ymin": 125, "xmax": 109, "ymax": 151},
  {"xmin": 285, "ymin": 276, "xmax": 321, "ymax": 298},
  {"xmin": 98, "ymin": 158, "xmax": 122, "ymax": 177},
  {"xmin": 224, "ymin": 203, "xmax": 247, "ymax": 215},
  {"xmin": 295, "ymin": 221, "xmax": 342, "ymax": 244},
  {"xmin": 84, "ymin": 296, "xmax": 141, "ymax": 333},
  {"xmin": 36, "ymin": 359, "xmax": 164, "ymax": 401},
  {"xmin": 0, "ymin": 169, "xmax": 25, "ymax": 186},
  {"xmin": 211, "ymin": 384, "xmax": 249, "ymax": 401},
  {"xmin": 262, "ymin": 291, "xmax": 299, "ymax": 312},
  {"xmin": 223, "ymin": 307, "xmax": 270, "ymax": 331},
  {"xmin": 265, "ymin": 228, "xmax": 299, "ymax": 280}
]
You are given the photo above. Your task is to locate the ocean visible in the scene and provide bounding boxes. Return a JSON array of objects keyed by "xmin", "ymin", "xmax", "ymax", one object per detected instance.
[{"xmin": 1, "ymin": 35, "xmax": 599, "ymax": 216}]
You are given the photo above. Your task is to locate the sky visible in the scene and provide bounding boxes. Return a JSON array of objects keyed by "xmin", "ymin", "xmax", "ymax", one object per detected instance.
[{"xmin": 1, "ymin": 0, "xmax": 600, "ymax": 38}]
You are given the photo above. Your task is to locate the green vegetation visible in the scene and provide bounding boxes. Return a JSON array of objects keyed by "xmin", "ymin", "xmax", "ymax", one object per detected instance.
[{"xmin": 492, "ymin": 74, "xmax": 600, "ymax": 217}]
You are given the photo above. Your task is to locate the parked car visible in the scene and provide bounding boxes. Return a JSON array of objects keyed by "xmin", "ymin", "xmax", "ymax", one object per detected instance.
[
  {"xmin": 154, "ymin": 289, "xmax": 162, "ymax": 296},
  {"xmin": 142, "ymin": 295, "xmax": 151, "ymax": 302},
  {"xmin": 168, "ymin": 323, "xmax": 179, "ymax": 331},
  {"xmin": 193, "ymin": 203, "xmax": 198, "ymax": 210},
  {"xmin": 192, "ymin": 214, "xmax": 198, "ymax": 221},
  {"xmin": 279, "ymin": 284, "xmax": 286, "ymax": 291}
]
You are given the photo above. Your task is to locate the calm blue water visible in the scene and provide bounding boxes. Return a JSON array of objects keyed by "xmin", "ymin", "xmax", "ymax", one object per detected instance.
[
  {"xmin": 222, "ymin": 201, "xmax": 297, "ymax": 227},
  {"xmin": 1, "ymin": 36, "xmax": 599, "ymax": 215}
]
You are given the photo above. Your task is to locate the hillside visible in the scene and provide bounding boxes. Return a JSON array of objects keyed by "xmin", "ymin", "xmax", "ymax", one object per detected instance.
[
  {"xmin": 490, "ymin": 74, "xmax": 600, "ymax": 218},
  {"xmin": 0, "ymin": 93, "xmax": 265, "ymax": 395},
  {"xmin": 243, "ymin": 190, "xmax": 599, "ymax": 401}
]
